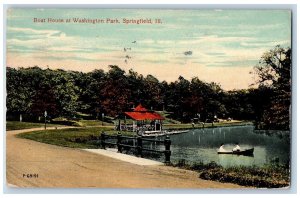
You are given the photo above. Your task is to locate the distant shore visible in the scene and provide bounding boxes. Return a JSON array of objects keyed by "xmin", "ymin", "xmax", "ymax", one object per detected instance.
[{"xmin": 164, "ymin": 121, "xmax": 253, "ymax": 131}]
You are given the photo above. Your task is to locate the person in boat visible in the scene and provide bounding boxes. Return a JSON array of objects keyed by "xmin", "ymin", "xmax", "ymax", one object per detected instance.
[
  {"xmin": 232, "ymin": 143, "xmax": 241, "ymax": 152},
  {"xmin": 218, "ymin": 143, "xmax": 226, "ymax": 152}
]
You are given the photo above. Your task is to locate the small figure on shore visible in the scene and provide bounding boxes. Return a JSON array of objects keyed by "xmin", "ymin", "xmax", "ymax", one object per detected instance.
[
  {"xmin": 192, "ymin": 122, "xmax": 195, "ymax": 128},
  {"xmin": 218, "ymin": 143, "xmax": 226, "ymax": 152},
  {"xmin": 232, "ymin": 143, "xmax": 240, "ymax": 152}
]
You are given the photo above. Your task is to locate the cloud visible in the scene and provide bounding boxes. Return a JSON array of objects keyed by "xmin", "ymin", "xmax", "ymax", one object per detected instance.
[
  {"xmin": 7, "ymin": 26, "xmax": 131, "ymax": 55},
  {"xmin": 7, "ymin": 27, "xmax": 61, "ymax": 38},
  {"xmin": 178, "ymin": 35, "xmax": 254, "ymax": 45},
  {"xmin": 240, "ymin": 40, "xmax": 291, "ymax": 47},
  {"xmin": 7, "ymin": 27, "xmax": 74, "ymax": 53},
  {"xmin": 6, "ymin": 26, "xmax": 283, "ymax": 70}
]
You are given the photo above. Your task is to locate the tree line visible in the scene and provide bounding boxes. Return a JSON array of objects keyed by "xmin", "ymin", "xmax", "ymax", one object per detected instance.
[{"xmin": 6, "ymin": 46, "xmax": 291, "ymax": 130}]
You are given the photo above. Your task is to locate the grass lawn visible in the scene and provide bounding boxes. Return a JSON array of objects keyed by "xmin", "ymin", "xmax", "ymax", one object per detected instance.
[
  {"xmin": 78, "ymin": 119, "xmax": 113, "ymax": 127},
  {"xmin": 17, "ymin": 127, "xmax": 134, "ymax": 149},
  {"xmin": 7, "ymin": 118, "xmax": 114, "ymax": 131},
  {"xmin": 6, "ymin": 121, "xmax": 64, "ymax": 131}
]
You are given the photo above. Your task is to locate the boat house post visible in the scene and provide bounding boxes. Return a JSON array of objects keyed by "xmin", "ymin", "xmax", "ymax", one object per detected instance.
[
  {"xmin": 164, "ymin": 135, "xmax": 171, "ymax": 164},
  {"xmin": 117, "ymin": 132, "xmax": 122, "ymax": 153},
  {"xmin": 100, "ymin": 132, "xmax": 106, "ymax": 149},
  {"xmin": 137, "ymin": 136, "xmax": 142, "ymax": 157}
]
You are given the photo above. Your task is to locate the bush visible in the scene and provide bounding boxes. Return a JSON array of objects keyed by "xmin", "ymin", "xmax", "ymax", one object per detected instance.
[
  {"xmin": 169, "ymin": 161, "xmax": 290, "ymax": 188},
  {"xmin": 199, "ymin": 169, "xmax": 289, "ymax": 188}
]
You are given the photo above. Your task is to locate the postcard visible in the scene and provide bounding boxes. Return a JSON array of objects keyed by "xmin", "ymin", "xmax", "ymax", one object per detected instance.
[{"xmin": 5, "ymin": 7, "xmax": 292, "ymax": 189}]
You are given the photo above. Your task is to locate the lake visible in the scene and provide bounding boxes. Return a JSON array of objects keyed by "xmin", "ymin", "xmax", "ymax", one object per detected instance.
[{"xmin": 152, "ymin": 125, "xmax": 290, "ymax": 167}]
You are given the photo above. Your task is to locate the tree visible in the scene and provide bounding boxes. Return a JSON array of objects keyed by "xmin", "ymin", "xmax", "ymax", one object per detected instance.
[
  {"xmin": 126, "ymin": 69, "xmax": 145, "ymax": 108},
  {"xmin": 100, "ymin": 65, "xmax": 130, "ymax": 116},
  {"xmin": 6, "ymin": 68, "xmax": 32, "ymax": 116},
  {"xmin": 6, "ymin": 67, "xmax": 80, "ymax": 119},
  {"xmin": 165, "ymin": 76, "xmax": 191, "ymax": 121},
  {"xmin": 42, "ymin": 69, "xmax": 79, "ymax": 117},
  {"xmin": 188, "ymin": 77, "xmax": 206, "ymax": 120},
  {"xmin": 72, "ymin": 69, "xmax": 106, "ymax": 117},
  {"xmin": 142, "ymin": 75, "xmax": 162, "ymax": 110},
  {"xmin": 253, "ymin": 45, "xmax": 291, "ymax": 130},
  {"xmin": 30, "ymin": 84, "xmax": 58, "ymax": 117}
]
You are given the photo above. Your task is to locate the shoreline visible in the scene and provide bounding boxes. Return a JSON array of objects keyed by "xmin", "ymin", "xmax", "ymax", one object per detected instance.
[{"xmin": 164, "ymin": 121, "xmax": 253, "ymax": 131}]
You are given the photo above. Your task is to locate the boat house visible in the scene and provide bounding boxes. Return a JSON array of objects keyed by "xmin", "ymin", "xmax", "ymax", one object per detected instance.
[{"xmin": 116, "ymin": 104, "xmax": 165, "ymax": 135}]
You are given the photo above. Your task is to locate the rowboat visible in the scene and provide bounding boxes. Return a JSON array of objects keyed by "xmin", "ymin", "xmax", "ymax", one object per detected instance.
[{"xmin": 217, "ymin": 148, "xmax": 254, "ymax": 156}]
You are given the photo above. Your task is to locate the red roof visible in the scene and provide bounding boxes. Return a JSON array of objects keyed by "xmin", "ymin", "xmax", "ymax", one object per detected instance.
[
  {"xmin": 133, "ymin": 104, "xmax": 148, "ymax": 112},
  {"xmin": 124, "ymin": 112, "xmax": 164, "ymax": 121},
  {"xmin": 124, "ymin": 104, "xmax": 164, "ymax": 120}
]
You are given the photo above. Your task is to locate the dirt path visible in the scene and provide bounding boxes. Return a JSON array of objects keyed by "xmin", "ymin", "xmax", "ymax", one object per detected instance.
[{"xmin": 6, "ymin": 127, "xmax": 243, "ymax": 188}]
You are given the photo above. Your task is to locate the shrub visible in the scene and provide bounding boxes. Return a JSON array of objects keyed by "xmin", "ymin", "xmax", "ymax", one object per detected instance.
[{"xmin": 169, "ymin": 160, "xmax": 290, "ymax": 188}]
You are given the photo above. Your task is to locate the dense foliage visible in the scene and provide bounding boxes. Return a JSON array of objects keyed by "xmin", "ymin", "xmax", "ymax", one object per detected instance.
[
  {"xmin": 6, "ymin": 46, "xmax": 291, "ymax": 130},
  {"xmin": 252, "ymin": 46, "xmax": 291, "ymax": 130}
]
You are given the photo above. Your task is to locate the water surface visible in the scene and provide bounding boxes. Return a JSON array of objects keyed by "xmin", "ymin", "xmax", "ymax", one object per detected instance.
[{"xmin": 154, "ymin": 125, "xmax": 290, "ymax": 167}]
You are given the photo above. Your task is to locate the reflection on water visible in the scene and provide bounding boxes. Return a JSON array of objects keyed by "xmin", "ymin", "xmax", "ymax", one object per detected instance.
[{"xmin": 167, "ymin": 125, "xmax": 290, "ymax": 168}]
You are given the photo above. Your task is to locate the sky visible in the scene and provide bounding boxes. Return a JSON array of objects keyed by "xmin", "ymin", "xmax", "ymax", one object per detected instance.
[{"xmin": 6, "ymin": 9, "xmax": 291, "ymax": 90}]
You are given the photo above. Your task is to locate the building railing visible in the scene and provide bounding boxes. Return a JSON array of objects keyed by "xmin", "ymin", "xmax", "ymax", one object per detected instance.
[{"xmin": 100, "ymin": 132, "xmax": 171, "ymax": 164}]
